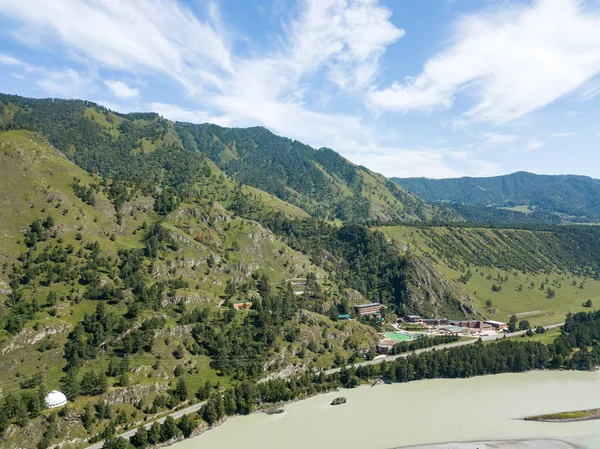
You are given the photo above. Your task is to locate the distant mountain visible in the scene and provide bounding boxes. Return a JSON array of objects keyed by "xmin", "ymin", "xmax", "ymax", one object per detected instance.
[{"xmin": 392, "ymin": 171, "xmax": 600, "ymax": 222}]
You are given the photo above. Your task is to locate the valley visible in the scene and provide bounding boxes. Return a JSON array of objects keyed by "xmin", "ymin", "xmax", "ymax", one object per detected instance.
[{"xmin": 1, "ymin": 94, "xmax": 600, "ymax": 449}]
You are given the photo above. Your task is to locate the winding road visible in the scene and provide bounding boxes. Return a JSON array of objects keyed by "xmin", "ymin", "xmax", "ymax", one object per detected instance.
[
  {"xmin": 86, "ymin": 400, "xmax": 207, "ymax": 449},
  {"xmin": 86, "ymin": 322, "xmax": 563, "ymax": 448}
]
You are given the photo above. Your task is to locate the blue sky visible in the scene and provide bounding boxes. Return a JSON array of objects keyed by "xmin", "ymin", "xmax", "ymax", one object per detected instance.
[{"xmin": 1, "ymin": 0, "xmax": 600, "ymax": 178}]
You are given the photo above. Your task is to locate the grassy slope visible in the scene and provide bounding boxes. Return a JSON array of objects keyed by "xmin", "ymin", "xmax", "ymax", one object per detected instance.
[
  {"xmin": 0, "ymin": 130, "xmax": 125, "ymax": 262},
  {"xmin": 379, "ymin": 226, "xmax": 600, "ymax": 326},
  {"xmin": 0, "ymin": 130, "xmax": 380, "ymax": 448}
]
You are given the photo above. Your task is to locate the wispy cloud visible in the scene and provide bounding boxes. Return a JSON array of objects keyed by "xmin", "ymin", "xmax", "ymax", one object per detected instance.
[
  {"xmin": 37, "ymin": 68, "xmax": 90, "ymax": 98},
  {"xmin": 524, "ymin": 139, "xmax": 546, "ymax": 152},
  {"xmin": 286, "ymin": 0, "xmax": 404, "ymax": 92},
  {"xmin": 0, "ymin": 53, "xmax": 28, "ymax": 67},
  {"xmin": 104, "ymin": 80, "xmax": 140, "ymax": 100},
  {"xmin": 481, "ymin": 132, "xmax": 518, "ymax": 145},
  {"xmin": 149, "ymin": 102, "xmax": 230, "ymax": 125},
  {"xmin": 0, "ymin": 0, "xmax": 233, "ymax": 95},
  {"xmin": 0, "ymin": 53, "xmax": 40, "ymax": 72},
  {"xmin": 551, "ymin": 131, "xmax": 578, "ymax": 138},
  {"xmin": 369, "ymin": 0, "xmax": 600, "ymax": 124}
]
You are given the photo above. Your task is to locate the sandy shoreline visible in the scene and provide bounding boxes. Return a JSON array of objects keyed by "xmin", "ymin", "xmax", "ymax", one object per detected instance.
[{"xmin": 395, "ymin": 439, "xmax": 579, "ymax": 449}]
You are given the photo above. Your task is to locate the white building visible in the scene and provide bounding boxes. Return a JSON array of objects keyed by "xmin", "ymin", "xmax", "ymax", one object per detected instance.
[{"xmin": 44, "ymin": 390, "xmax": 67, "ymax": 408}]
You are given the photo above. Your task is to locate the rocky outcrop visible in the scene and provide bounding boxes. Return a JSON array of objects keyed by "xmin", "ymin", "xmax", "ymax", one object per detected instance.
[
  {"xmin": 1, "ymin": 323, "xmax": 68, "ymax": 355},
  {"xmin": 331, "ymin": 397, "xmax": 347, "ymax": 406},
  {"xmin": 103, "ymin": 382, "xmax": 169, "ymax": 406},
  {"xmin": 407, "ymin": 255, "xmax": 477, "ymax": 317}
]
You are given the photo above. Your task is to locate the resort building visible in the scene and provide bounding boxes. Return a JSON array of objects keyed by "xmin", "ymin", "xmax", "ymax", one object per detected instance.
[
  {"xmin": 233, "ymin": 301, "xmax": 253, "ymax": 310},
  {"xmin": 422, "ymin": 318, "xmax": 448, "ymax": 325},
  {"xmin": 405, "ymin": 315, "xmax": 422, "ymax": 323},
  {"xmin": 439, "ymin": 325, "xmax": 468, "ymax": 335},
  {"xmin": 355, "ymin": 303, "xmax": 383, "ymax": 316},
  {"xmin": 338, "ymin": 313, "xmax": 351, "ymax": 320},
  {"xmin": 376, "ymin": 340, "xmax": 397, "ymax": 355},
  {"xmin": 484, "ymin": 320, "xmax": 507, "ymax": 330}
]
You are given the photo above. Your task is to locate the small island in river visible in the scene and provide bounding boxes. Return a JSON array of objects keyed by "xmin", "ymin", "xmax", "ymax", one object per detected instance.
[
  {"xmin": 331, "ymin": 397, "xmax": 347, "ymax": 406},
  {"xmin": 524, "ymin": 407, "xmax": 600, "ymax": 422}
]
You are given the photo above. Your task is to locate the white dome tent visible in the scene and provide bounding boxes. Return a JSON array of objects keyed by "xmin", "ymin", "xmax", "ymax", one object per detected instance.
[{"xmin": 44, "ymin": 390, "xmax": 67, "ymax": 409}]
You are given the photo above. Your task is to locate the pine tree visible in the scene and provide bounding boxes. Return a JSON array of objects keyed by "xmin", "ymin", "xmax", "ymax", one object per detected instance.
[
  {"xmin": 177, "ymin": 414, "xmax": 196, "ymax": 438},
  {"xmin": 160, "ymin": 416, "xmax": 179, "ymax": 442},
  {"xmin": 174, "ymin": 378, "xmax": 188, "ymax": 402},
  {"xmin": 130, "ymin": 426, "xmax": 148, "ymax": 448},
  {"xmin": 61, "ymin": 368, "xmax": 80, "ymax": 401},
  {"xmin": 148, "ymin": 422, "xmax": 161, "ymax": 445}
]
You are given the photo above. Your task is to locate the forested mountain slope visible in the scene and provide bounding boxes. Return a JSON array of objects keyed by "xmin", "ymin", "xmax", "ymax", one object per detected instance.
[
  {"xmin": 393, "ymin": 172, "xmax": 600, "ymax": 222},
  {"xmin": 0, "ymin": 106, "xmax": 464, "ymax": 447},
  {"xmin": 0, "ymin": 93, "xmax": 452, "ymax": 223}
]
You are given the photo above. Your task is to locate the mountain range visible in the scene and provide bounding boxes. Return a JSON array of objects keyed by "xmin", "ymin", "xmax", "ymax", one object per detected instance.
[{"xmin": 393, "ymin": 171, "xmax": 600, "ymax": 223}]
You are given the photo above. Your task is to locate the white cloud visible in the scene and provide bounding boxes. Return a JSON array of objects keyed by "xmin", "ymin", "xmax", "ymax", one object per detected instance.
[
  {"xmin": 369, "ymin": 0, "xmax": 600, "ymax": 124},
  {"xmin": 104, "ymin": 80, "xmax": 140, "ymax": 100},
  {"xmin": 524, "ymin": 139, "xmax": 546, "ymax": 152},
  {"xmin": 349, "ymin": 148, "xmax": 465, "ymax": 178},
  {"xmin": 481, "ymin": 132, "xmax": 518, "ymax": 145},
  {"xmin": 149, "ymin": 102, "xmax": 230, "ymax": 126},
  {"xmin": 0, "ymin": 53, "xmax": 40, "ymax": 72},
  {"xmin": 287, "ymin": 0, "xmax": 404, "ymax": 91},
  {"xmin": 577, "ymin": 78, "xmax": 600, "ymax": 102},
  {"xmin": 0, "ymin": 0, "xmax": 233, "ymax": 94},
  {"xmin": 37, "ymin": 68, "xmax": 90, "ymax": 97},
  {"xmin": 551, "ymin": 131, "xmax": 578, "ymax": 137},
  {"xmin": 0, "ymin": 53, "xmax": 27, "ymax": 67}
]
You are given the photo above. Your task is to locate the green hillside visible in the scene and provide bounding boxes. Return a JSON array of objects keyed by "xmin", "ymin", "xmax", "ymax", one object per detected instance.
[
  {"xmin": 0, "ymin": 93, "xmax": 450, "ymax": 223},
  {"xmin": 393, "ymin": 171, "xmax": 600, "ymax": 222},
  {"xmin": 0, "ymin": 131, "xmax": 389, "ymax": 448},
  {"xmin": 379, "ymin": 225, "xmax": 600, "ymax": 326}
]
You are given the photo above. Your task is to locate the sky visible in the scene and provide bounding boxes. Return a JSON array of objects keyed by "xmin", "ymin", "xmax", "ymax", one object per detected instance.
[{"xmin": 0, "ymin": 0, "xmax": 600, "ymax": 179}]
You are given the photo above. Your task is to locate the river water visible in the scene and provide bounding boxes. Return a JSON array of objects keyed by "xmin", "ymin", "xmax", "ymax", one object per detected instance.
[{"xmin": 173, "ymin": 371, "xmax": 600, "ymax": 449}]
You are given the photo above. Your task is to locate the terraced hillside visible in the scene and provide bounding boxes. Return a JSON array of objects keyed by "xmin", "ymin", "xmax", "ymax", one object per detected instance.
[{"xmin": 379, "ymin": 226, "xmax": 600, "ymax": 326}]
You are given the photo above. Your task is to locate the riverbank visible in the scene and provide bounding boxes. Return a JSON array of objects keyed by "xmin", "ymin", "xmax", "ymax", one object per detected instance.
[
  {"xmin": 398, "ymin": 440, "xmax": 579, "ymax": 449},
  {"xmin": 174, "ymin": 371, "xmax": 600, "ymax": 449},
  {"xmin": 525, "ymin": 408, "xmax": 600, "ymax": 423}
]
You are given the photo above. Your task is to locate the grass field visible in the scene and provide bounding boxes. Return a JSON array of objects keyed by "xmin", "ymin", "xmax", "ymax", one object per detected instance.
[
  {"xmin": 384, "ymin": 332, "xmax": 413, "ymax": 341},
  {"xmin": 520, "ymin": 327, "xmax": 562, "ymax": 344},
  {"xmin": 500, "ymin": 205, "xmax": 532, "ymax": 213}
]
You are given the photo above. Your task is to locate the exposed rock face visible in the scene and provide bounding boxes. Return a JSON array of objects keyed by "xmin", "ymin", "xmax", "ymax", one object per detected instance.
[
  {"xmin": 103, "ymin": 382, "xmax": 169, "ymax": 406},
  {"xmin": 1, "ymin": 323, "xmax": 68, "ymax": 355},
  {"xmin": 407, "ymin": 256, "xmax": 477, "ymax": 317},
  {"xmin": 258, "ymin": 364, "xmax": 308, "ymax": 383}
]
